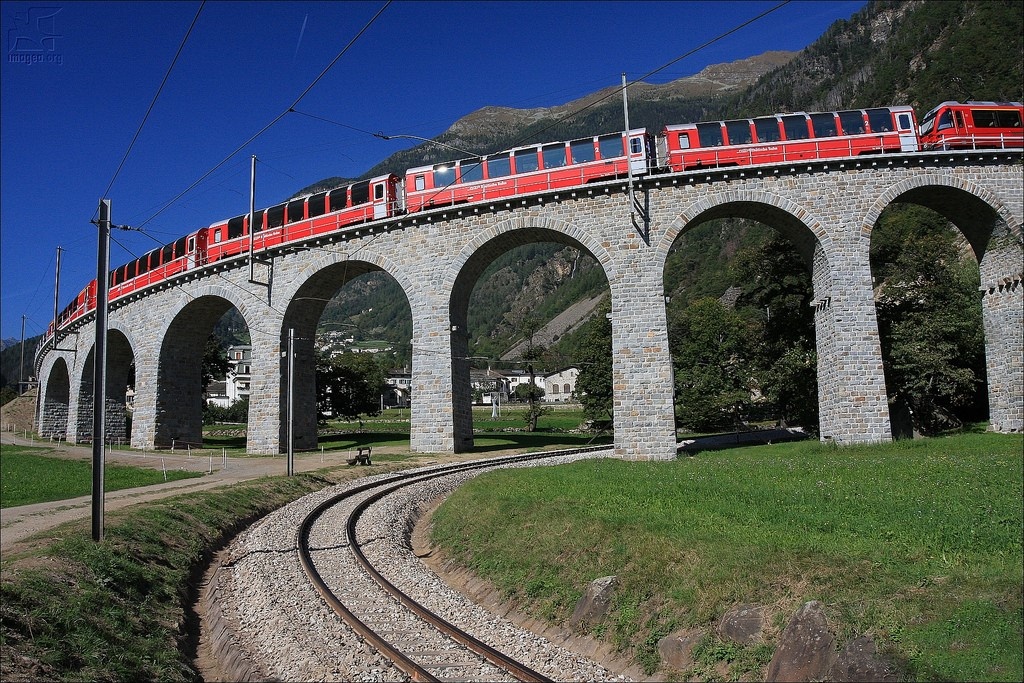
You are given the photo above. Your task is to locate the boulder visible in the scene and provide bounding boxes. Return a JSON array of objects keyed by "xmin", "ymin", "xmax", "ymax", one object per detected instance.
[
  {"xmin": 569, "ymin": 575, "xmax": 617, "ymax": 628},
  {"xmin": 657, "ymin": 628, "xmax": 706, "ymax": 670},
  {"xmin": 827, "ymin": 636, "xmax": 899, "ymax": 682},
  {"xmin": 766, "ymin": 600, "xmax": 837, "ymax": 682},
  {"xmin": 718, "ymin": 603, "xmax": 766, "ymax": 644}
]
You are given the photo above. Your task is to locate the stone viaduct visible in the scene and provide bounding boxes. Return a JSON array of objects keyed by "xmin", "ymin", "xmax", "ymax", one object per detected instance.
[{"xmin": 34, "ymin": 150, "xmax": 1023, "ymax": 460}]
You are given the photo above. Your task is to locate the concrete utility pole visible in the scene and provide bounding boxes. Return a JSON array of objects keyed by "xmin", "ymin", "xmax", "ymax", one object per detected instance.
[{"xmin": 92, "ymin": 199, "xmax": 111, "ymax": 542}]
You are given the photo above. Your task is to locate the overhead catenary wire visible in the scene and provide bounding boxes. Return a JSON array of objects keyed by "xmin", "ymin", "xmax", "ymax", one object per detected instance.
[
  {"xmin": 94, "ymin": 1, "xmax": 207, "ymax": 218},
  {"xmin": 137, "ymin": 0, "xmax": 392, "ymax": 231}
]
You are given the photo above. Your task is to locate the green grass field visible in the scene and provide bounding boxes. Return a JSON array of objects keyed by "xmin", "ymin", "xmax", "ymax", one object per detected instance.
[
  {"xmin": 431, "ymin": 432, "xmax": 1024, "ymax": 680},
  {"xmin": 0, "ymin": 446, "xmax": 202, "ymax": 508}
]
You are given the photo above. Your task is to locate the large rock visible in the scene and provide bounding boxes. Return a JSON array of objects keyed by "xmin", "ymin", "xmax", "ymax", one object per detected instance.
[
  {"xmin": 827, "ymin": 636, "xmax": 899, "ymax": 682},
  {"xmin": 569, "ymin": 575, "xmax": 617, "ymax": 628},
  {"xmin": 658, "ymin": 628, "xmax": 706, "ymax": 671},
  {"xmin": 766, "ymin": 600, "xmax": 837, "ymax": 682},
  {"xmin": 718, "ymin": 603, "xmax": 766, "ymax": 644}
]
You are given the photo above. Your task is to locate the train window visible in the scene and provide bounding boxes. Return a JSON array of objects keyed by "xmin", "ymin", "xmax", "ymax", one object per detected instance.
[
  {"xmin": 228, "ymin": 216, "xmax": 245, "ymax": 239},
  {"xmin": 598, "ymin": 134, "xmax": 624, "ymax": 159},
  {"xmin": 487, "ymin": 153, "xmax": 511, "ymax": 178},
  {"xmin": 570, "ymin": 138, "xmax": 596, "ymax": 163},
  {"xmin": 997, "ymin": 110, "xmax": 1023, "ymax": 127},
  {"xmin": 373, "ymin": 182, "xmax": 385, "ymax": 200},
  {"xmin": 414, "ymin": 174, "xmax": 426, "ymax": 191},
  {"xmin": 251, "ymin": 210, "xmax": 265, "ymax": 233},
  {"xmin": 935, "ymin": 110, "xmax": 953, "ymax": 131},
  {"xmin": 286, "ymin": 199, "xmax": 305, "ymax": 223},
  {"xmin": 725, "ymin": 120, "xmax": 752, "ymax": 145},
  {"xmin": 838, "ymin": 111, "xmax": 865, "ymax": 135},
  {"xmin": 753, "ymin": 118, "xmax": 780, "ymax": 142},
  {"xmin": 810, "ymin": 113, "xmax": 837, "ymax": 137},
  {"xmin": 782, "ymin": 115, "xmax": 809, "ymax": 140},
  {"xmin": 696, "ymin": 122, "xmax": 724, "ymax": 147},
  {"xmin": 866, "ymin": 109, "xmax": 893, "ymax": 133},
  {"xmin": 542, "ymin": 143, "xmax": 567, "ymax": 169},
  {"xmin": 513, "ymin": 149, "xmax": 539, "ymax": 173},
  {"xmin": 187, "ymin": 237, "xmax": 195, "ymax": 253},
  {"xmin": 351, "ymin": 181, "xmax": 370, "ymax": 205},
  {"xmin": 162, "ymin": 244, "xmax": 174, "ymax": 263},
  {"xmin": 126, "ymin": 260, "xmax": 136, "ymax": 279},
  {"xmin": 432, "ymin": 164, "xmax": 455, "ymax": 187},
  {"xmin": 675, "ymin": 132, "xmax": 691, "ymax": 149},
  {"xmin": 329, "ymin": 188, "xmax": 348, "ymax": 212},
  {"xmin": 213, "ymin": 229, "xmax": 222, "ymax": 244},
  {"xmin": 308, "ymin": 192, "xmax": 327, "ymax": 217},
  {"xmin": 896, "ymin": 113, "xmax": 913, "ymax": 131},
  {"xmin": 173, "ymin": 237, "xmax": 187, "ymax": 258},
  {"xmin": 460, "ymin": 159, "xmax": 484, "ymax": 183},
  {"xmin": 970, "ymin": 109, "xmax": 1020, "ymax": 128},
  {"xmin": 267, "ymin": 204, "xmax": 285, "ymax": 229},
  {"xmin": 630, "ymin": 136, "xmax": 644, "ymax": 155}
]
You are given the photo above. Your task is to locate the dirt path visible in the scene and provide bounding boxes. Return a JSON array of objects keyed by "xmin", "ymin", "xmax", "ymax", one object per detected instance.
[{"xmin": 0, "ymin": 434, "xmax": 437, "ymax": 550}]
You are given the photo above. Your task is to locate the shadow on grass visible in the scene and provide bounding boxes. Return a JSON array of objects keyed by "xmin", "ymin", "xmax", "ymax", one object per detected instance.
[
  {"xmin": 201, "ymin": 425, "xmax": 610, "ymax": 455},
  {"xmin": 470, "ymin": 431, "xmax": 612, "ymax": 453}
]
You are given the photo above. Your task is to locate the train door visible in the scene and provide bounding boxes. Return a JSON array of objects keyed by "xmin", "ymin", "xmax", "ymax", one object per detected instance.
[
  {"xmin": 627, "ymin": 131, "xmax": 649, "ymax": 176},
  {"xmin": 895, "ymin": 110, "xmax": 919, "ymax": 152},
  {"xmin": 372, "ymin": 179, "xmax": 389, "ymax": 219}
]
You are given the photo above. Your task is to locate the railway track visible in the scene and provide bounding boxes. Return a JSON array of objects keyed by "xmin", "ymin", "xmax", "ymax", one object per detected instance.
[
  {"xmin": 295, "ymin": 448, "xmax": 609, "ymax": 682},
  {"xmin": 203, "ymin": 448, "xmax": 622, "ymax": 683}
]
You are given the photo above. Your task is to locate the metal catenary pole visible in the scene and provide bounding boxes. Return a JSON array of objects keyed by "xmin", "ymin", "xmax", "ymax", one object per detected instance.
[{"xmin": 92, "ymin": 199, "xmax": 111, "ymax": 542}]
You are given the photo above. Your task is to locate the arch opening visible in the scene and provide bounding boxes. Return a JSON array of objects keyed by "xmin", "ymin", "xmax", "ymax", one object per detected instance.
[
  {"xmin": 869, "ymin": 184, "xmax": 1021, "ymax": 436},
  {"xmin": 663, "ymin": 203, "xmax": 823, "ymax": 438},
  {"xmin": 450, "ymin": 227, "xmax": 612, "ymax": 451},
  {"xmin": 282, "ymin": 260, "xmax": 412, "ymax": 454}
]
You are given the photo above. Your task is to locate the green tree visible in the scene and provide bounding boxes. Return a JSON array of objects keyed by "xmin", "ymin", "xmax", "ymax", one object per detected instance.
[
  {"xmin": 573, "ymin": 298, "xmax": 613, "ymax": 430},
  {"xmin": 733, "ymin": 237, "xmax": 819, "ymax": 430},
  {"xmin": 670, "ymin": 298, "xmax": 759, "ymax": 432},
  {"xmin": 871, "ymin": 205, "xmax": 985, "ymax": 434},
  {"xmin": 316, "ymin": 351, "xmax": 387, "ymax": 423},
  {"xmin": 201, "ymin": 335, "xmax": 229, "ymax": 392}
]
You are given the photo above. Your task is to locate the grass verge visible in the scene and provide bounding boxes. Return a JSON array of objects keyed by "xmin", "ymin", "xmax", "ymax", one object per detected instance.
[
  {"xmin": 1, "ymin": 446, "xmax": 202, "ymax": 508},
  {"xmin": 0, "ymin": 466, "xmax": 374, "ymax": 682},
  {"xmin": 430, "ymin": 433, "xmax": 1023, "ymax": 681}
]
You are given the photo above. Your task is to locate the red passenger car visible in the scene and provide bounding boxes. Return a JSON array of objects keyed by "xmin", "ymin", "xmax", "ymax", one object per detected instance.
[
  {"xmin": 204, "ymin": 174, "xmax": 401, "ymax": 262},
  {"xmin": 659, "ymin": 106, "xmax": 919, "ymax": 172},
  {"xmin": 403, "ymin": 129, "xmax": 651, "ymax": 212},
  {"xmin": 918, "ymin": 101, "xmax": 1023, "ymax": 150}
]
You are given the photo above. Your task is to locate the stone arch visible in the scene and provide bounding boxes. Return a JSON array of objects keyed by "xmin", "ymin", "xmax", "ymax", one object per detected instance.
[
  {"xmin": 863, "ymin": 174, "xmax": 1024, "ymax": 433},
  {"xmin": 861, "ymin": 174, "xmax": 1022, "ymax": 286},
  {"xmin": 660, "ymin": 191, "xmax": 830, "ymax": 271},
  {"xmin": 72, "ymin": 329, "xmax": 135, "ymax": 445},
  {"xmin": 278, "ymin": 253, "xmax": 414, "ymax": 452},
  {"xmin": 444, "ymin": 215, "xmax": 615, "ymax": 451},
  {"xmin": 444, "ymin": 214, "xmax": 617, "ymax": 297},
  {"xmin": 153, "ymin": 291, "xmax": 258, "ymax": 448},
  {"xmin": 39, "ymin": 356, "xmax": 71, "ymax": 438}
]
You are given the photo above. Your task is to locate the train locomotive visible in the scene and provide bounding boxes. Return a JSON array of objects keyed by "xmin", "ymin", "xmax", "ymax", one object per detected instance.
[{"xmin": 45, "ymin": 100, "xmax": 1023, "ymax": 340}]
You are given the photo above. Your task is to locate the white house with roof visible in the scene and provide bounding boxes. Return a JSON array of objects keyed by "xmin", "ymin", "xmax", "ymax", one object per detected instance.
[{"xmin": 541, "ymin": 367, "xmax": 579, "ymax": 402}]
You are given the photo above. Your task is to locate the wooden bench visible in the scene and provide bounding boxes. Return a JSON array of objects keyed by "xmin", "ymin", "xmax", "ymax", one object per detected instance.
[{"xmin": 347, "ymin": 446, "xmax": 372, "ymax": 466}]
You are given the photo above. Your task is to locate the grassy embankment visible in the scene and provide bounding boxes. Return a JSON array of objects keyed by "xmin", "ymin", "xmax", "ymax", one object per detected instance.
[{"xmin": 431, "ymin": 432, "xmax": 1024, "ymax": 681}]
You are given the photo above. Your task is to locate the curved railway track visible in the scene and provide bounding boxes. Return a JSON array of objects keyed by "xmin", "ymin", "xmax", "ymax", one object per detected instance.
[{"xmin": 295, "ymin": 447, "xmax": 608, "ymax": 682}]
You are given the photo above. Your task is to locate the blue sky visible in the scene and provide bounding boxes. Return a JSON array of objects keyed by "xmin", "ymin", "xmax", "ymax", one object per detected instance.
[{"xmin": 0, "ymin": 0, "xmax": 866, "ymax": 342}]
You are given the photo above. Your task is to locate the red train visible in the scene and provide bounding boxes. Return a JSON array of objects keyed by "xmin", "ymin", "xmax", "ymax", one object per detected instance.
[{"xmin": 44, "ymin": 101, "xmax": 1023, "ymax": 341}]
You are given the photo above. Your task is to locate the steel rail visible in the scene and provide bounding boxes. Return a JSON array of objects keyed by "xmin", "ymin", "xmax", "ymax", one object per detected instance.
[{"xmin": 296, "ymin": 447, "xmax": 609, "ymax": 682}]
